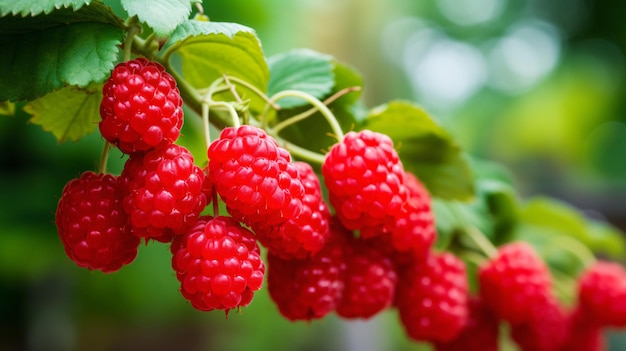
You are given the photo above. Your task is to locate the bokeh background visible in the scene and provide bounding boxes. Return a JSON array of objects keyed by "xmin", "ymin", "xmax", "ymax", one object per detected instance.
[{"xmin": 2, "ymin": 0, "xmax": 626, "ymax": 350}]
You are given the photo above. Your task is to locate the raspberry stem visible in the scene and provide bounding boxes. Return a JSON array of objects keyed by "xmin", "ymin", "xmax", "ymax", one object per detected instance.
[
  {"xmin": 543, "ymin": 233, "xmax": 597, "ymax": 268},
  {"xmin": 224, "ymin": 75, "xmax": 281, "ymax": 110},
  {"xmin": 98, "ymin": 141, "xmax": 111, "ymax": 174},
  {"xmin": 263, "ymin": 90, "xmax": 345, "ymax": 141},
  {"xmin": 464, "ymin": 226, "xmax": 498, "ymax": 259},
  {"xmin": 269, "ymin": 86, "xmax": 360, "ymax": 136}
]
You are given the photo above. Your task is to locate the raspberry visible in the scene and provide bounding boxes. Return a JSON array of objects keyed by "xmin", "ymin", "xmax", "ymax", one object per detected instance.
[
  {"xmin": 510, "ymin": 298, "xmax": 568, "ymax": 351},
  {"xmin": 208, "ymin": 125, "xmax": 305, "ymax": 227},
  {"xmin": 266, "ymin": 221, "xmax": 347, "ymax": 321},
  {"xmin": 560, "ymin": 308, "xmax": 606, "ymax": 351},
  {"xmin": 99, "ymin": 58, "xmax": 183, "ymax": 154},
  {"xmin": 171, "ymin": 215, "xmax": 265, "ymax": 313},
  {"xmin": 578, "ymin": 261, "xmax": 626, "ymax": 327},
  {"xmin": 434, "ymin": 297, "xmax": 499, "ymax": 351},
  {"xmin": 396, "ymin": 251, "xmax": 468, "ymax": 342},
  {"xmin": 121, "ymin": 144, "xmax": 206, "ymax": 241},
  {"xmin": 322, "ymin": 130, "xmax": 407, "ymax": 234},
  {"xmin": 388, "ymin": 171, "xmax": 436, "ymax": 260},
  {"xmin": 478, "ymin": 242, "xmax": 552, "ymax": 324},
  {"xmin": 252, "ymin": 161, "xmax": 330, "ymax": 260},
  {"xmin": 55, "ymin": 171, "xmax": 140, "ymax": 273},
  {"xmin": 336, "ymin": 235, "xmax": 397, "ymax": 319}
]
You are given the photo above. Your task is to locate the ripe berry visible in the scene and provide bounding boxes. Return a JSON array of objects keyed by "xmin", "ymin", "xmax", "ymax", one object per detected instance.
[
  {"xmin": 322, "ymin": 130, "xmax": 407, "ymax": 234},
  {"xmin": 121, "ymin": 144, "xmax": 206, "ymax": 241},
  {"xmin": 336, "ymin": 235, "xmax": 397, "ymax": 319},
  {"xmin": 478, "ymin": 242, "xmax": 552, "ymax": 324},
  {"xmin": 510, "ymin": 298, "xmax": 568, "ymax": 351},
  {"xmin": 55, "ymin": 171, "xmax": 140, "ymax": 273},
  {"xmin": 266, "ymin": 221, "xmax": 347, "ymax": 321},
  {"xmin": 560, "ymin": 308, "xmax": 606, "ymax": 351},
  {"xmin": 578, "ymin": 261, "xmax": 626, "ymax": 327},
  {"xmin": 208, "ymin": 125, "xmax": 305, "ymax": 227},
  {"xmin": 434, "ymin": 297, "xmax": 499, "ymax": 351},
  {"xmin": 388, "ymin": 171, "xmax": 436, "ymax": 260},
  {"xmin": 171, "ymin": 216, "xmax": 265, "ymax": 313},
  {"xmin": 396, "ymin": 251, "xmax": 468, "ymax": 342},
  {"xmin": 99, "ymin": 58, "xmax": 183, "ymax": 154},
  {"xmin": 253, "ymin": 161, "xmax": 330, "ymax": 260}
]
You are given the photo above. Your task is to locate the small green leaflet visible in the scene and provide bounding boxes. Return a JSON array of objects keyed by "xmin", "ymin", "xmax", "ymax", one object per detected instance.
[
  {"xmin": 0, "ymin": 101, "xmax": 15, "ymax": 116},
  {"xmin": 24, "ymin": 85, "xmax": 103, "ymax": 142},
  {"xmin": 0, "ymin": 0, "xmax": 91, "ymax": 16},
  {"xmin": 163, "ymin": 20, "xmax": 269, "ymax": 113},
  {"xmin": 121, "ymin": 0, "xmax": 192, "ymax": 37},
  {"xmin": 268, "ymin": 49, "xmax": 335, "ymax": 109},
  {"xmin": 362, "ymin": 101, "xmax": 474, "ymax": 200}
]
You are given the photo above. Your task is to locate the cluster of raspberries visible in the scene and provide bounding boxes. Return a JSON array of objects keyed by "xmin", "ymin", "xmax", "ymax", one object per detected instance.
[{"xmin": 55, "ymin": 59, "xmax": 626, "ymax": 349}]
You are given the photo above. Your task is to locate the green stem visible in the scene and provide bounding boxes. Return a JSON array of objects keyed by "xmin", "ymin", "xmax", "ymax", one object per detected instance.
[
  {"xmin": 211, "ymin": 101, "xmax": 240, "ymax": 128},
  {"xmin": 267, "ymin": 90, "xmax": 345, "ymax": 140},
  {"xmin": 464, "ymin": 226, "xmax": 498, "ymax": 259},
  {"xmin": 272, "ymin": 86, "xmax": 360, "ymax": 135},
  {"xmin": 123, "ymin": 23, "xmax": 141, "ymax": 62},
  {"xmin": 546, "ymin": 234, "xmax": 597, "ymax": 268},
  {"xmin": 98, "ymin": 142, "xmax": 112, "ymax": 174},
  {"xmin": 202, "ymin": 102, "xmax": 211, "ymax": 150},
  {"xmin": 273, "ymin": 138, "xmax": 326, "ymax": 165},
  {"xmin": 226, "ymin": 75, "xmax": 281, "ymax": 110}
]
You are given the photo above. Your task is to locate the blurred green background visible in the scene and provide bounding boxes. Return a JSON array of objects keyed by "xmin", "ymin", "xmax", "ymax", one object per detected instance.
[{"xmin": 2, "ymin": 0, "xmax": 626, "ymax": 350}]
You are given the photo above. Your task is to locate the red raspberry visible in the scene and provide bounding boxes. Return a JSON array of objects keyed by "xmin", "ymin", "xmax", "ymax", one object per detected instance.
[
  {"xmin": 266, "ymin": 221, "xmax": 347, "ymax": 321},
  {"xmin": 434, "ymin": 297, "xmax": 499, "ymax": 351},
  {"xmin": 578, "ymin": 261, "xmax": 626, "ymax": 327},
  {"xmin": 99, "ymin": 58, "xmax": 183, "ymax": 154},
  {"xmin": 171, "ymin": 215, "xmax": 265, "ymax": 313},
  {"xmin": 208, "ymin": 125, "xmax": 305, "ymax": 227},
  {"xmin": 478, "ymin": 242, "xmax": 552, "ymax": 324},
  {"xmin": 252, "ymin": 161, "xmax": 330, "ymax": 260},
  {"xmin": 121, "ymin": 144, "xmax": 206, "ymax": 241},
  {"xmin": 389, "ymin": 171, "xmax": 436, "ymax": 259},
  {"xmin": 336, "ymin": 235, "xmax": 397, "ymax": 319},
  {"xmin": 322, "ymin": 130, "xmax": 408, "ymax": 234},
  {"xmin": 510, "ymin": 298, "xmax": 568, "ymax": 351},
  {"xmin": 55, "ymin": 171, "xmax": 140, "ymax": 273},
  {"xmin": 560, "ymin": 308, "xmax": 606, "ymax": 351},
  {"xmin": 396, "ymin": 251, "xmax": 468, "ymax": 342}
]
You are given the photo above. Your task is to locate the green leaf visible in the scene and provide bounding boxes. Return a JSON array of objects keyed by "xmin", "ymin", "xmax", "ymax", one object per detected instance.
[
  {"xmin": 0, "ymin": 0, "xmax": 91, "ymax": 16},
  {"xmin": 331, "ymin": 60, "xmax": 363, "ymax": 107},
  {"xmin": 267, "ymin": 49, "xmax": 335, "ymax": 109},
  {"xmin": 433, "ymin": 198, "xmax": 494, "ymax": 250},
  {"xmin": 514, "ymin": 197, "xmax": 626, "ymax": 260},
  {"xmin": 0, "ymin": 23, "xmax": 122, "ymax": 101},
  {"xmin": 163, "ymin": 20, "xmax": 269, "ymax": 113},
  {"xmin": 362, "ymin": 101, "xmax": 474, "ymax": 200},
  {"xmin": 0, "ymin": 101, "xmax": 15, "ymax": 116},
  {"xmin": 24, "ymin": 85, "xmax": 103, "ymax": 142},
  {"xmin": 0, "ymin": 1, "xmax": 121, "ymax": 32},
  {"xmin": 121, "ymin": 0, "xmax": 192, "ymax": 37}
]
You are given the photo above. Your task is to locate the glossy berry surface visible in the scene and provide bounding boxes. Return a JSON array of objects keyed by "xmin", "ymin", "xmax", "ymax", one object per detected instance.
[
  {"xmin": 121, "ymin": 144, "xmax": 206, "ymax": 241},
  {"xmin": 171, "ymin": 216, "xmax": 265, "ymax": 312},
  {"xmin": 510, "ymin": 298, "xmax": 568, "ymax": 351},
  {"xmin": 55, "ymin": 171, "xmax": 140, "ymax": 273},
  {"xmin": 208, "ymin": 125, "xmax": 305, "ymax": 227},
  {"xmin": 578, "ymin": 261, "xmax": 626, "ymax": 327},
  {"xmin": 322, "ymin": 130, "xmax": 407, "ymax": 234},
  {"xmin": 336, "ymin": 236, "xmax": 397, "ymax": 319},
  {"xmin": 99, "ymin": 58, "xmax": 183, "ymax": 154},
  {"xmin": 253, "ymin": 161, "xmax": 330, "ymax": 260},
  {"xmin": 434, "ymin": 298, "xmax": 499, "ymax": 351},
  {"xmin": 266, "ymin": 223, "xmax": 347, "ymax": 321},
  {"xmin": 478, "ymin": 242, "xmax": 552, "ymax": 324},
  {"xmin": 396, "ymin": 252, "xmax": 468, "ymax": 342}
]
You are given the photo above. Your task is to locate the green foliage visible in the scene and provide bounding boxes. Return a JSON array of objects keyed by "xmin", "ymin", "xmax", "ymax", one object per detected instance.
[
  {"xmin": 514, "ymin": 197, "xmax": 626, "ymax": 260},
  {"xmin": 268, "ymin": 49, "xmax": 335, "ymax": 109},
  {"xmin": 121, "ymin": 0, "xmax": 193, "ymax": 37},
  {"xmin": 0, "ymin": 2, "xmax": 123, "ymax": 102},
  {"xmin": 163, "ymin": 20, "xmax": 269, "ymax": 112},
  {"xmin": 362, "ymin": 101, "xmax": 474, "ymax": 200},
  {"xmin": 0, "ymin": 0, "xmax": 91, "ymax": 16},
  {"xmin": 24, "ymin": 85, "xmax": 103, "ymax": 143},
  {"xmin": 0, "ymin": 101, "xmax": 14, "ymax": 116}
]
